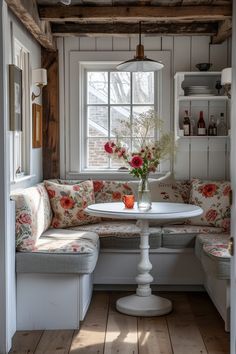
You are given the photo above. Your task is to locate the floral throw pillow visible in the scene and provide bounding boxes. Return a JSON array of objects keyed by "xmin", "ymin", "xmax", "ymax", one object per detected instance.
[
  {"xmin": 128, "ymin": 172, "xmax": 184, "ymax": 203},
  {"xmin": 93, "ymin": 180, "xmax": 132, "ymax": 203},
  {"xmin": 44, "ymin": 180, "xmax": 100, "ymax": 228},
  {"xmin": 189, "ymin": 178, "xmax": 231, "ymax": 230}
]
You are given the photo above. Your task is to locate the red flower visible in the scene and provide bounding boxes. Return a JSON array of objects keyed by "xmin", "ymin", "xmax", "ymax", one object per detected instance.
[
  {"xmin": 47, "ymin": 189, "xmax": 55, "ymax": 199},
  {"xmin": 223, "ymin": 185, "xmax": 231, "ymax": 196},
  {"xmin": 18, "ymin": 213, "xmax": 32, "ymax": 224},
  {"xmin": 73, "ymin": 185, "xmax": 81, "ymax": 191},
  {"xmin": 60, "ymin": 196, "xmax": 75, "ymax": 209},
  {"xmin": 93, "ymin": 181, "xmax": 104, "ymax": 192},
  {"xmin": 201, "ymin": 184, "xmax": 217, "ymax": 198},
  {"xmin": 104, "ymin": 141, "xmax": 115, "ymax": 154},
  {"xmin": 205, "ymin": 209, "xmax": 218, "ymax": 222},
  {"xmin": 112, "ymin": 192, "xmax": 121, "ymax": 200},
  {"xmin": 130, "ymin": 155, "xmax": 143, "ymax": 168},
  {"xmin": 222, "ymin": 218, "xmax": 230, "ymax": 231}
]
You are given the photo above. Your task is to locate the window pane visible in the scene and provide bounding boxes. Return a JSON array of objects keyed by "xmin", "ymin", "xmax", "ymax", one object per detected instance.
[
  {"xmin": 110, "ymin": 106, "xmax": 131, "ymax": 137},
  {"xmin": 110, "ymin": 138, "xmax": 131, "ymax": 169},
  {"xmin": 87, "ymin": 72, "xmax": 108, "ymax": 104},
  {"xmin": 132, "ymin": 106, "xmax": 155, "ymax": 137},
  {"xmin": 133, "ymin": 72, "xmax": 154, "ymax": 104},
  {"xmin": 132, "ymin": 138, "xmax": 154, "ymax": 151},
  {"xmin": 87, "ymin": 138, "xmax": 109, "ymax": 169},
  {"xmin": 110, "ymin": 72, "xmax": 130, "ymax": 104},
  {"xmin": 88, "ymin": 106, "xmax": 108, "ymax": 137}
]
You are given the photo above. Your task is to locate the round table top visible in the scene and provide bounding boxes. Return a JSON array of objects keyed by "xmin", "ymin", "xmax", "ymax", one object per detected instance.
[{"xmin": 85, "ymin": 202, "xmax": 203, "ymax": 220}]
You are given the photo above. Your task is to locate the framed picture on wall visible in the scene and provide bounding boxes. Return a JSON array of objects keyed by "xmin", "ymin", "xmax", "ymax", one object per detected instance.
[
  {"xmin": 9, "ymin": 64, "xmax": 22, "ymax": 131},
  {"xmin": 32, "ymin": 103, "xmax": 42, "ymax": 148}
]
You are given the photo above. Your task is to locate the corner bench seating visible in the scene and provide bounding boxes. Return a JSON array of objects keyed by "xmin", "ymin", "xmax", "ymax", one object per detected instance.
[{"xmin": 12, "ymin": 178, "xmax": 231, "ymax": 331}]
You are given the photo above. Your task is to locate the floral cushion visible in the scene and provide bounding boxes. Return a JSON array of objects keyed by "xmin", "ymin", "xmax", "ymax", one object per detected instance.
[
  {"xmin": 175, "ymin": 180, "xmax": 191, "ymax": 203},
  {"xmin": 44, "ymin": 180, "xmax": 100, "ymax": 229},
  {"xmin": 195, "ymin": 233, "xmax": 229, "ymax": 260},
  {"xmin": 11, "ymin": 184, "xmax": 52, "ymax": 251},
  {"xmin": 93, "ymin": 180, "xmax": 132, "ymax": 203},
  {"xmin": 163, "ymin": 225, "xmax": 224, "ymax": 234},
  {"xmin": 203, "ymin": 244, "xmax": 230, "ymax": 259},
  {"xmin": 189, "ymin": 179, "xmax": 231, "ymax": 230},
  {"xmin": 128, "ymin": 172, "xmax": 184, "ymax": 203},
  {"xmin": 70, "ymin": 221, "xmax": 141, "ymax": 238},
  {"xmin": 29, "ymin": 229, "xmax": 99, "ymax": 254}
]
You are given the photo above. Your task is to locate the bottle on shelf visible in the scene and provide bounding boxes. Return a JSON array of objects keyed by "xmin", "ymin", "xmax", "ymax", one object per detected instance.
[
  {"xmin": 208, "ymin": 115, "xmax": 217, "ymax": 136},
  {"xmin": 183, "ymin": 110, "xmax": 190, "ymax": 136},
  {"xmin": 197, "ymin": 111, "xmax": 206, "ymax": 136},
  {"xmin": 217, "ymin": 113, "xmax": 227, "ymax": 136}
]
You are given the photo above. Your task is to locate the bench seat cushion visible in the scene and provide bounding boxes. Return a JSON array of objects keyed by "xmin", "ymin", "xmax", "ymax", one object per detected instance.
[
  {"xmin": 16, "ymin": 229, "xmax": 99, "ymax": 274},
  {"xmin": 162, "ymin": 225, "xmax": 225, "ymax": 249},
  {"xmin": 70, "ymin": 221, "xmax": 162, "ymax": 249},
  {"xmin": 195, "ymin": 233, "xmax": 229, "ymax": 260},
  {"xmin": 201, "ymin": 244, "xmax": 230, "ymax": 280}
]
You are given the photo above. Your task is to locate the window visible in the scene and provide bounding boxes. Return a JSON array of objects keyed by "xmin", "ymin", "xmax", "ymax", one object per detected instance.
[
  {"xmin": 66, "ymin": 51, "xmax": 170, "ymax": 178},
  {"xmin": 84, "ymin": 70, "xmax": 158, "ymax": 171},
  {"xmin": 11, "ymin": 39, "xmax": 30, "ymax": 181}
]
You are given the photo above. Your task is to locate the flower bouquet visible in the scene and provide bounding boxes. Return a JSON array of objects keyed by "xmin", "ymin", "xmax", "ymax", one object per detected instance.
[{"xmin": 104, "ymin": 110, "xmax": 175, "ymax": 210}]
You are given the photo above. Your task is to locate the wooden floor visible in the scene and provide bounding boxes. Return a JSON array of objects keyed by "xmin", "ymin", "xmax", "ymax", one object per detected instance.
[{"xmin": 10, "ymin": 291, "xmax": 230, "ymax": 354}]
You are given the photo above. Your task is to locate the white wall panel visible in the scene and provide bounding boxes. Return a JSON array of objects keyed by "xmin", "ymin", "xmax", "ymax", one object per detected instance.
[
  {"xmin": 113, "ymin": 37, "xmax": 129, "ymax": 51},
  {"xmin": 210, "ymin": 41, "xmax": 228, "ymax": 71},
  {"xmin": 79, "ymin": 37, "xmax": 96, "ymax": 51},
  {"xmin": 208, "ymin": 138, "xmax": 228, "ymax": 180},
  {"xmin": 173, "ymin": 36, "xmax": 191, "ymax": 73},
  {"xmin": 96, "ymin": 37, "xmax": 113, "ymax": 51},
  {"xmin": 190, "ymin": 138, "xmax": 208, "ymax": 179},
  {"xmin": 191, "ymin": 36, "xmax": 210, "ymax": 71}
]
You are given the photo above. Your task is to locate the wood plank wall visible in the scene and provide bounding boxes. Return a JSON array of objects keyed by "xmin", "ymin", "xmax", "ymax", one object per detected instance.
[
  {"xmin": 42, "ymin": 49, "xmax": 60, "ymax": 179},
  {"xmin": 58, "ymin": 35, "xmax": 231, "ymax": 180}
]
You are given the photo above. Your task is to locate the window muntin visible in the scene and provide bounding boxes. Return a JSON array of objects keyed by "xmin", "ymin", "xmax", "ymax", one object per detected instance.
[{"xmin": 85, "ymin": 70, "xmax": 157, "ymax": 171}]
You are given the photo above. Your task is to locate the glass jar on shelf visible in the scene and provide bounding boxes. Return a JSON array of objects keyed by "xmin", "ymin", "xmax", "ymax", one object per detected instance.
[{"xmin": 217, "ymin": 113, "xmax": 227, "ymax": 136}]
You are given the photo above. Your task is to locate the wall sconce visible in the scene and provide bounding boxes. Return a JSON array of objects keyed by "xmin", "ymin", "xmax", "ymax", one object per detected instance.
[
  {"xmin": 32, "ymin": 68, "xmax": 47, "ymax": 101},
  {"xmin": 221, "ymin": 67, "xmax": 232, "ymax": 99}
]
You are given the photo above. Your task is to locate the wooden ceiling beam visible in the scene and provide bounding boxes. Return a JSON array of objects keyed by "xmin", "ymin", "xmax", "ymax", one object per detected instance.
[
  {"xmin": 51, "ymin": 22, "xmax": 218, "ymax": 36},
  {"xmin": 212, "ymin": 18, "xmax": 232, "ymax": 43},
  {"xmin": 38, "ymin": 5, "xmax": 231, "ymax": 22},
  {"xmin": 5, "ymin": 0, "xmax": 55, "ymax": 50}
]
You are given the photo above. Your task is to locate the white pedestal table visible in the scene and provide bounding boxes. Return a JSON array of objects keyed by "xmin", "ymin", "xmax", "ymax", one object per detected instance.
[{"xmin": 86, "ymin": 202, "xmax": 203, "ymax": 317}]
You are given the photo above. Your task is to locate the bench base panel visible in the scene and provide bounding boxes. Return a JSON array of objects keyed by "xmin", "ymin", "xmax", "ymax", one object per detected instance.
[{"xmin": 16, "ymin": 273, "xmax": 93, "ymax": 330}]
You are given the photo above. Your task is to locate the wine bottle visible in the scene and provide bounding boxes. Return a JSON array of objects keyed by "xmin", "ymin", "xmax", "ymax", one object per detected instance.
[
  {"xmin": 217, "ymin": 113, "xmax": 227, "ymax": 136},
  {"xmin": 208, "ymin": 115, "xmax": 215, "ymax": 136},
  {"xmin": 183, "ymin": 110, "xmax": 190, "ymax": 136},
  {"xmin": 197, "ymin": 111, "xmax": 206, "ymax": 136}
]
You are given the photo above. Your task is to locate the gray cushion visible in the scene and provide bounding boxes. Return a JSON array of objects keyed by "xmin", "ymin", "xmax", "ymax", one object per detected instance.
[
  {"xmin": 195, "ymin": 233, "xmax": 230, "ymax": 260},
  {"xmin": 71, "ymin": 221, "xmax": 162, "ymax": 249},
  {"xmin": 162, "ymin": 225, "xmax": 225, "ymax": 249},
  {"xmin": 16, "ymin": 229, "xmax": 99, "ymax": 274}
]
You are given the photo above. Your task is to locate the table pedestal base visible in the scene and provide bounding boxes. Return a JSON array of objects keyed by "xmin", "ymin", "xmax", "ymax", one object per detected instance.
[{"xmin": 116, "ymin": 294, "xmax": 172, "ymax": 317}]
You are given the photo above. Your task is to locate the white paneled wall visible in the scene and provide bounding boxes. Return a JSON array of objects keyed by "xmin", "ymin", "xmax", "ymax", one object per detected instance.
[{"xmin": 58, "ymin": 35, "xmax": 231, "ymax": 180}]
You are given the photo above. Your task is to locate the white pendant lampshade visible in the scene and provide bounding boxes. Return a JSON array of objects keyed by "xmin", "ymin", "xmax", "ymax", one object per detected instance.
[
  {"xmin": 32, "ymin": 68, "xmax": 47, "ymax": 86},
  {"xmin": 221, "ymin": 67, "xmax": 232, "ymax": 85},
  {"xmin": 116, "ymin": 22, "xmax": 164, "ymax": 72}
]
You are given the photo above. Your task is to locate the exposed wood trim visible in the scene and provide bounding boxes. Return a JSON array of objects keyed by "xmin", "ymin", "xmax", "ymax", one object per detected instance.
[
  {"xmin": 52, "ymin": 22, "xmax": 218, "ymax": 37},
  {"xmin": 5, "ymin": 0, "xmax": 55, "ymax": 50},
  {"xmin": 42, "ymin": 49, "xmax": 60, "ymax": 179},
  {"xmin": 212, "ymin": 19, "xmax": 232, "ymax": 44},
  {"xmin": 38, "ymin": 5, "xmax": 232, "ymax": 22}
]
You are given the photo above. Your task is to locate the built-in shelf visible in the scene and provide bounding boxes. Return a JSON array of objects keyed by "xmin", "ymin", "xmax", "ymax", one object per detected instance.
[{"xmin": 178, "ymin": 95, "xmax": 229, "ymax": 102}]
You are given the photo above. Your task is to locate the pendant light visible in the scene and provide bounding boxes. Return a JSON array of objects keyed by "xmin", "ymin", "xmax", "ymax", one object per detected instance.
[{"xmin": 116, "ymin": 22, "xmax": 164, "ymax": 72}]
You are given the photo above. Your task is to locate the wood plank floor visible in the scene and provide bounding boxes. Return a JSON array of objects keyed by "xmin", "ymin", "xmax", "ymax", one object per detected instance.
[{"xmin": 10, "ymin": 292, "xmax": 230, "ymax": 354}]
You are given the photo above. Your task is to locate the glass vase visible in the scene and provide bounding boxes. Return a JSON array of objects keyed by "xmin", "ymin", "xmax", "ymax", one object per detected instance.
[{"xmin": 137, "ymin": 176, "xmax": 152, "ymax": 211}]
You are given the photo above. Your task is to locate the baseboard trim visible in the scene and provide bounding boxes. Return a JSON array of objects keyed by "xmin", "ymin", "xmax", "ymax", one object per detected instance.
[{"xmin": 94, "ymin": 284, "xmax": 205, "ymax": 292}]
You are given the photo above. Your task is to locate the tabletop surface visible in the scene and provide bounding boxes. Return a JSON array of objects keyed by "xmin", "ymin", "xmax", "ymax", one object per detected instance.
[{"xmin": 85, "ymin": 202, "xmax": 203, "ymax": 220}]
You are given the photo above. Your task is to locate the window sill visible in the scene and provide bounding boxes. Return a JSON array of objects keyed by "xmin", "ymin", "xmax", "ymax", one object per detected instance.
[
  {"xmin": 67, "ymin": 171, "xmax": 166, "ymax": 181},
  {"xmin": 11, "ymin": 174, "xmax": 36, "ymax": 185}
]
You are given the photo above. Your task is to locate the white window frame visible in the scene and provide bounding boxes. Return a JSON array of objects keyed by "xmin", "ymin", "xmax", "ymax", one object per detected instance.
[
  {"xmin": 84, "ymin": 69, "xmax": 159, "ymax": 171},
  {"xmin": 65, "ymin": 51, "xmax": 171, "ymax": 180},
  {"xmin": 10, "ymin": 38, "xmax": 31, "ymax": 183}
]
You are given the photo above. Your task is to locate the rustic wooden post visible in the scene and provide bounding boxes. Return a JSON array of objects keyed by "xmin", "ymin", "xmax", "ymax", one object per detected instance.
[{"xmin": 42, "ymin": 49, "xmax": 60, "ymax": 179}]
